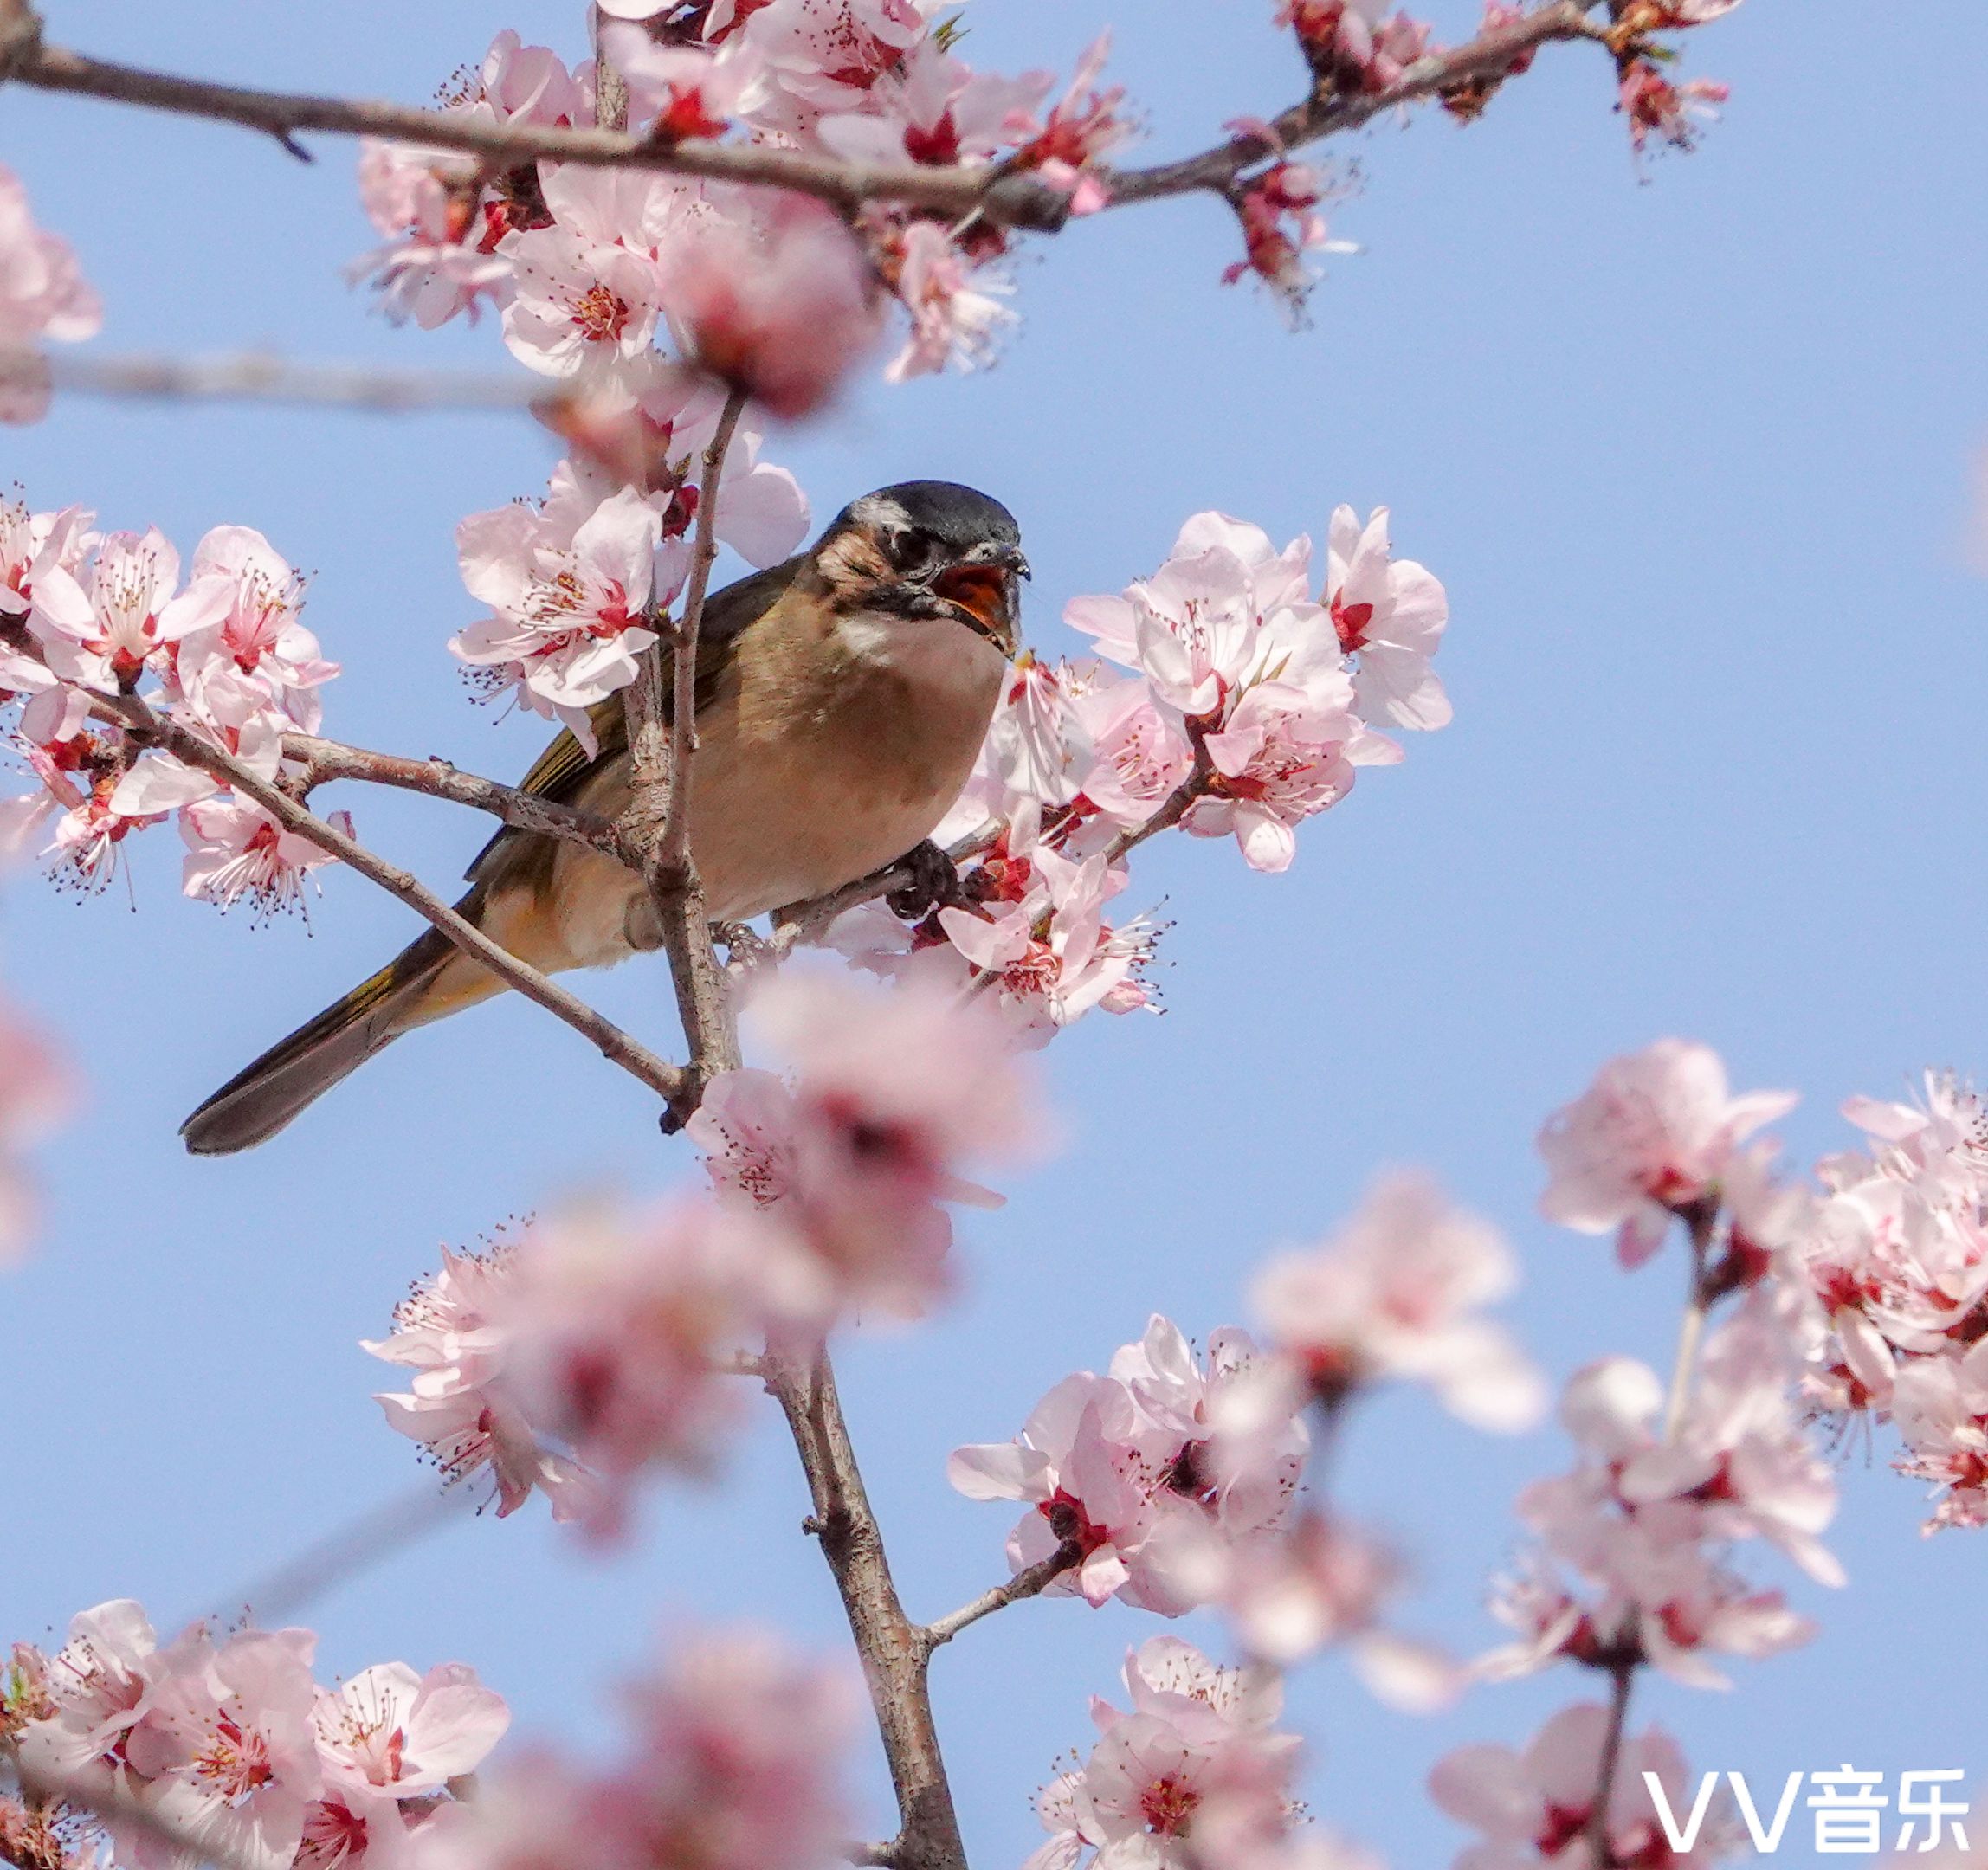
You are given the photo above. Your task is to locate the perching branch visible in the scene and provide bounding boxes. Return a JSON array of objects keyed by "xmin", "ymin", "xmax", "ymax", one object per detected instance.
[
  {"xmin": 99, "ymin": 689, "xmax": 688, "ymax": 1108},
  {"xmin": 621, "ymin": 382, "xmax": 747, "ymax": 1126},
  {"xmin": 920, "ymin": 1540, "xmax": 1082, "ymax": 1650},
  {"xmin": 281, "ymin": 732, "xmax": 628, "ymax": 859},
  {"xmin": 1, "ymin": 3, "xmax": 1619, "ymax": 235}
]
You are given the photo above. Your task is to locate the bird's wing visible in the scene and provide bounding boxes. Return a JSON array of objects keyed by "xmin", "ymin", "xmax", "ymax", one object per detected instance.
[{"xmin": 462, "ymin": 555, "xmax": 803, "ymax": 884}]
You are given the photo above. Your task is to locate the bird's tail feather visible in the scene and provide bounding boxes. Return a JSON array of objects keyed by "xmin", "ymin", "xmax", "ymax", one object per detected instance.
[{"xmin": 181, "ymin": 925, "xmax": 464, "ymax": 1156}]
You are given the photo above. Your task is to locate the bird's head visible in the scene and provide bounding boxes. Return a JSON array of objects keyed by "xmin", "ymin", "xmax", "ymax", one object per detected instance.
[{"xmin": 814, "ymin": 480, "xmax": 1030, "ymax": 661}]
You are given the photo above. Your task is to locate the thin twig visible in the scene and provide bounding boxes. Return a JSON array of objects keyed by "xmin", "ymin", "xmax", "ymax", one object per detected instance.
[
  {"xmin": 1662, "ymin": 1202, "xmax": 1719, "ymax": 1442},
  {"xmin": 1582, "ymin": 1658, "xmax": 1637, "ymax": 1866},
  {"xmin": 5, "ymin": 347, "xmax": 545, "ymax": 411},
  {"xmin": 2, "ymin": 4, "xmax": 1621, "ymax": 236},
  {"xmin": 921, "ymin": 1541, "xmax": 1082, "ymax": 1650},
  {"xmin": 281, "ymin": 732, "xmax": 627, "ymax": 858},
  {"xmin": 100, "ymin": 690, "xmax": 687, "ymax": 1106}
]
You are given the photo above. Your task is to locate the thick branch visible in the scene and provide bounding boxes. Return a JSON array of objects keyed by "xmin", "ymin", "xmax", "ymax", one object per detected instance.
[
  {"xmin": 101, "ymin": 692, "xmax": 687, "ymax": 1106},
  {"xmin": 6, "ymin": 34, "xmax": 1066, "ymax": 228},
  {"xmin": 281, "ymin": 732, "xmax": 627, "ymax": 858},
  {"xmin": 3, "ymin": 4, "xmax": 1617, "ymax": 235},
  {"xmin": 765, "ymin": 1344, "xmax": 967, "ymax": 1870},
  {"xmin": 921, "ymin": 1541, "xmax": 1081, "ymax": 1650}
]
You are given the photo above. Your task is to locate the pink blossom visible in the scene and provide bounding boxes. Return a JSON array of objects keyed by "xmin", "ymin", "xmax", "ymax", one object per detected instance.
[
  {"xmin": 936, "ymin": 844, "xmax": 1164, "ymax": 1036},
  {"xmin": 616, "ymin": 1629, "xmax": 857, "ymax": 1870},
  {"xmin": 0, "ymin": 165, "xmax": 102, "ymax": 423},
  {"xmin": 726, "ymin": 0, "xmax": 926, "ymax": 121},
  {"xmin": 2, "ymin": 732, "xmax": 165, "ymax": 891},
  {"xmin": 350, "ymin": 33, "xmax": 587, "ymax": 329},
  {"xmin": 13, "ymin": 1599, "xmax": 166, "ymax": 1797},
  {"xmin": 1184, "ymin": 676, "xmax": 1357, "ymax": 872},
  {"xmin": 815, "ymin": 40, "xmax": 1051, "ymax": 169},
  {"xmin": 312, "ymin": 1662, "xmax": 508, "ymax": 1802},
  {"xmin": 429, "ymin": 1628, "xmax": 854, "ymax": 1870},
  {"xmin": 545, "ymin": 371, "xmax": 810, "ymax": 565},
  {"xmin": 949, "ymin": 1316, "xmax": 1305, "ymax": 1615},
  {"xmin": 500, "ymin": 168, "xmax": 682, "ymax": 379},
  {"xmin": 121, "ymin": 1627, "xmax": 325, "ymax": 1870},
  {"xmin": 604, "ymin": 26, "xmax": 771, "ymax": 143},
  {"xmin": 500, "ymin": 1198, "xmax": 775, "ymax": 1529},
  {"xmin": 1222, "ymin": 164, "xmax": 1352, "ymax": 318},
  {"xmin": 1024, "ymin": 1638, "xmax": 1301, "ymax": 1870},
  {"xmin": 0, "ymin": 495, "xmax": 95, "ymax": 643},
  {"xmin": 0, "ymin": 991, "xmax": 68, "ymax": 1263},
  {"xmin": 1617, "ymin": 60, "xmax": 1730, "ymax": 158},
  {"xmin": 1004, "ymin": 35, "xmax": 1131, "ymax": 216},
  {"xmin": 695, "ymin": 970, "xmax": 1042, "ymax": 1319},
  {"xmin": 1325, "ymin": 505, "xmax": 1450, "ymax": 730},
  {"xmin": 1062, "ymin": 513, "xmax": 1344, "ymax": 728},
  {"xmin": 1890, "ymin": 1343, "xmax": 1988, "ymax": 1531},
  {"xmin": 27, "ymin": 528, "xmax": 198, "ymax": 694},
  {"xmin": 662, "ymin": 194, "xmax": 883, "ymax": 418},
  {"xmin": 453, "ymin": 482, "xmax": 671, "ymax": 751},
  {"xmin": 178, "ymin": 794, "xmax": 351, "ymax": 924},
  {"xmin": 170, "ymin": 526, "xmax": 338, "ymax": 736},
  {"xmin": 1223, "ymin": 1510, "xmax": 1461, "ymax": 1710},
  {"xmin": 1278, "ymin": 2, "xmax": 1434, "ymax": 92},
  {"xmin": 882, "ymin": 222, "xmax": 1015, "ymax": 384},
  {"xmin": 1066, "ymin": 667, "xmax": 1197, "ymax": 830},
  {"xmin": 1538, "ymin": 1039, "xmax": 1798, "ymax": 1267},
  {"xmin": 1430, "ymin": 1705, "xmax": 1733, "ymax": 1869},
  {"xmin": 1245, "ymin": 1173, "xmax": 1546, "ymax": 1431},
  {"xmin": 364, "ymin": 1239, "xmax": 596, "ymax": 1521}
]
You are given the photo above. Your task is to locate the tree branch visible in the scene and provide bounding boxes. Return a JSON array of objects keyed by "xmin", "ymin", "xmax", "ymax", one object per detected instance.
[
  {"xmin": 281, "ymin": 732, "xmax": 628, "ymax": 859},
  {"xmin": 920, "ymin": 1541, "xmax": 1082, "ymax": 1651},
  {"xmin": 3, "ymin": 346, "xmax": 545, "ymax": 412},
  {"xmin": 100, "ymin": 691, "xmax": 687, "ymax": 1107},
  {"xmin": 2, "ymin": 3, "xmax": 1621, "ymax": 237},
  {"xmin": 764, "ymin": 1343, "xmax": 969, "ymax": 1870},
  {"xmin": 622, "ymin": 383, "xmax": 746, "ymax": 1128},
  {"xmin": 4, "ymin": 31, "xmax": 1066, "ymax": 228}
]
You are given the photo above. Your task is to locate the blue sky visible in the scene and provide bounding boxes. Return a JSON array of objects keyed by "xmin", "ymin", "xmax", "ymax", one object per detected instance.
[{"xmin": 6, "ymin": 3, "xmax": 1988, "ymax": 1867}]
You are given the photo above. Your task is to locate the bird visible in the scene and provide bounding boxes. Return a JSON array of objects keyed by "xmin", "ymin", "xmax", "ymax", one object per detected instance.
[{"xmin": 180, "ymin": 480, "xmax": 1028, "ymax": 1156}]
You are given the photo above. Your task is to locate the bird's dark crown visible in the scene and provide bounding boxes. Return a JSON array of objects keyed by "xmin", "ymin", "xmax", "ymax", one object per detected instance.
[
  {"xmin": 812, "ymin": 480, "xmax": 1028, "ymax": 654},
  {"xmin": 828, "ymin": 480, "xmax": 1021, "ymax": 559}
]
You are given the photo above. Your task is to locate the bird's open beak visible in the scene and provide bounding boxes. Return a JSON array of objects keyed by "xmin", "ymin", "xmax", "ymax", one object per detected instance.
[{"xmin": 934, "ymin": 547, "xmax": 1030, "ymax": 658}]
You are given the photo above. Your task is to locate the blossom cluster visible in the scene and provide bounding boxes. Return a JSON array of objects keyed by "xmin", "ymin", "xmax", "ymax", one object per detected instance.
[
  {"xmin": 827, "ymin": 505, "xmax": 1449, "ymax": 1045},
  {"xmin": 0, "ymin": 490, "xmax": 344, "ymax": 918},
  {"xmin": 949, "ymin": 1314, "xmax": 1310, "ymax": 1616},
  {"xmin": 352, "ymin": 16, "xmax": 1132, "ymax": 404},
  {"xmin": 1023, "ymin": 1637, "xmax": 1307, "ymax": 1870},
  {"xmin": 1430, "ymin": 1703, "xmax": 1733, "ymax": 1869},
  {"xmin": 2, "ymin": 1598, "xmax": 507, "ymax": 1870},
  {"xmin": 1785, "ymin": 1073, "xmax": 1988, "ymax": 1533},
  {"xmin": 1534, "ymin": 1036, "xmax": 1988, "ymax": 1540},
  {"xmin": 427, "ymin": 1627, "xmax": 855, "ymax": 1870},
  {"xmin": 450, "ymin": 405, "xmax": 804, "ymax": 748},
  {"xmin": 0, "ymin": 164, "xmax": 101, "ymax": 425},
  {"xmin": 367, "ymin": 970, "xmax": 1039, "ymax": 1526}
]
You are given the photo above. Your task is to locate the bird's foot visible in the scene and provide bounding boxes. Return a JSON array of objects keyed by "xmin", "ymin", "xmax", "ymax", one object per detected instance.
[{"xmin": 886, "ymin": 840, "xmax": 964, "ymax": 921}]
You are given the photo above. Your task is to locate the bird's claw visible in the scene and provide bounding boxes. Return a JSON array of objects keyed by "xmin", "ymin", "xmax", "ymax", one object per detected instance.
[{"xmin": 886, "ymin": 840, "xmax": 963, "ymax": 921}]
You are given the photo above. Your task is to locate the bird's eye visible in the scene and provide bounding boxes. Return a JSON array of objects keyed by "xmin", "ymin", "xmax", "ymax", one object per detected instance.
[{"xmin": 880, "ymin": 527, "xmax": 931, "ymax": 573}]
